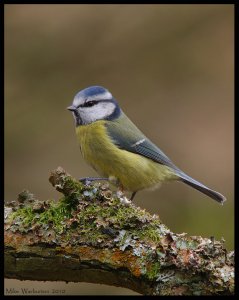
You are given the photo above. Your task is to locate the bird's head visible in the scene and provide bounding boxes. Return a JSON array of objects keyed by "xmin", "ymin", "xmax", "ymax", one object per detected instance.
[{"xmin": 67, "ymin": 86, "xmax": 121, "ymax": 126}]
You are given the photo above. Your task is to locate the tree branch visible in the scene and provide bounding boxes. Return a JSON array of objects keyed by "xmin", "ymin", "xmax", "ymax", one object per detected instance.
[{"xmin": 4, "ymin": 167, "xmax": 234, "ymax": 295}]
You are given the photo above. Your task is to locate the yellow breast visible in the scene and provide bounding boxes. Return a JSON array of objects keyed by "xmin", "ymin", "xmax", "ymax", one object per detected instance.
[{"xmin": 76, "ymin": 121, "xmax": 177, "ymax": 192}]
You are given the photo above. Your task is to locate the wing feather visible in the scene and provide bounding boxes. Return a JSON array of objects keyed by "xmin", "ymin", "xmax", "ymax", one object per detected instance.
[{"xmin": 105, "ymin": 113, "xmax": 180, "ymax": 172}]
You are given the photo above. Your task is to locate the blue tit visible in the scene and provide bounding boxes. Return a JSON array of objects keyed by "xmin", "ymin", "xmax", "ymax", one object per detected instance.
[{"xmin": 67, "ymin": 86, "xmax": 226, "ymax": 204}]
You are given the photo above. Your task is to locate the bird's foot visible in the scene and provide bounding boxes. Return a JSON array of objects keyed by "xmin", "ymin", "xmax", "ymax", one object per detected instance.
[{"xmin": 79, "ymin": 177, "xmax": 109, "ymax": 185}]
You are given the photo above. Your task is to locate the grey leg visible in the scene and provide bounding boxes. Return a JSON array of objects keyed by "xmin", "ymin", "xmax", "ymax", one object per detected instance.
[
  {"xmin": 130, "ymin": 191, "xmax": 137, "ymax": 201},
  {"xmin": 79, "ymin": 177, "xmax": 109, "ymax": 184}
]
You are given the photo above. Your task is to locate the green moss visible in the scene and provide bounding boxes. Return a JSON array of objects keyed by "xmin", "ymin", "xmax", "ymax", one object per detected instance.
[
  {"xmin": 138, "ymin": 224, "xmax": 162, "ymax": 243},
  {"xmin": 9, "ymin": 188, "xmax": 166, "ymax": 249},
  {"xmin": 10, "ymin": 206, "xmax": 35, "ymax": 226},
  {"xmin": 63, "ymin": 175, "xmax": 83, "ymax": 197},
  {"xmin": 38, "ymin": 201, "xmax": 71, "ymax": 233},
  {"xmin": 8, "ymin": 176, "xmax": 169, "ymax": 255},
  {"xmin": 9, "ymin": 197, "xmax": 75, "ymax": 234},
  {"xmin": 146, "ymin": 261, "xmax": 161, "ymax": 280}
]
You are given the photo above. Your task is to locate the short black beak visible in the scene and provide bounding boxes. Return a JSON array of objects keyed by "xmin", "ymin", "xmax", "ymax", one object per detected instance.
[{"xmin": 67, "ymin": 105, "xmax": 77, "ymax": 112}]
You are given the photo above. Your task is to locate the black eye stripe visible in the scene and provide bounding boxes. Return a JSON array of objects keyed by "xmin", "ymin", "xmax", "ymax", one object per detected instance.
[
  {"xmin": 78, "ymin": 99, "xmax": 112, "ymax": 108},
  {"xmin": 79, "ymin": 100, "xmax": 98, "ymax": 108},
  {"xmin": 84, "ymin": 101, "xmax": 96, "ymax": 107}
]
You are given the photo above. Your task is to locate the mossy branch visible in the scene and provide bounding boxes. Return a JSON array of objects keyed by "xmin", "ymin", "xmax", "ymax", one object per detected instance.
[{"xmin": 4, "ymin": 167, "xmax": 234, "ymax": 295}]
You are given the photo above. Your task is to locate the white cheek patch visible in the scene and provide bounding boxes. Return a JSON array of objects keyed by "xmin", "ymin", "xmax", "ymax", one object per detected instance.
[
  {"xmin": 97, "ymin": 102, "xmax": 115, "ymax": 117},
  {"xmin": 80, "ymin": 102, "xmax": 115, "ymax": 124}
]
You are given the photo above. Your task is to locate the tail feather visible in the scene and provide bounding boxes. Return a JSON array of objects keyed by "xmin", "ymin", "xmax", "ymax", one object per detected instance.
[{"xmin": 178, "ymin": 172, "xmax": 226, "ymax": 204}]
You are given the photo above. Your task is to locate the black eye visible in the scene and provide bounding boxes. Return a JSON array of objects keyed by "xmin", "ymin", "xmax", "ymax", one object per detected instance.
[{"xmin": 80, "ymin": 101, "xmax": 98, "ymax": 107}]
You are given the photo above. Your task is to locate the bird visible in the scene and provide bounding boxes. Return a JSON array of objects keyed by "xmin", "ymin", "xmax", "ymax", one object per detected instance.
[{"xmin": 67, "ymin": 86, "xmax": 226, "ymax": 204}]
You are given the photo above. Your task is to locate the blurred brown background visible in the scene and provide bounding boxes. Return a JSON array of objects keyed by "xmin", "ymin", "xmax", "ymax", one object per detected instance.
[{"xmin": 4, "ymin": 4, "xmax": 234, "ymax": 295}]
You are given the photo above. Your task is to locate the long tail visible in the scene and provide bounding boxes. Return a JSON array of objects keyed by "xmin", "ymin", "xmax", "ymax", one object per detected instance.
[{"xmin": 177, "ymin": 172, "xmax": 226, "ymax": 204}]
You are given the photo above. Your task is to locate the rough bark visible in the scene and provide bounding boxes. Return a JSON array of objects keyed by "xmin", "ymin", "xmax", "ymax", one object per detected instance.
[{"xmin": 4, "ymin": 167, "xmax": 234, "ymax": 295}]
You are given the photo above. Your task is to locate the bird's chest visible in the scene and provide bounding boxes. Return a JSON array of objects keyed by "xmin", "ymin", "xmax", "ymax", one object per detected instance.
[{"xmin": 75, "ymin": 122, "xmax": 117, "ymax": 174}]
